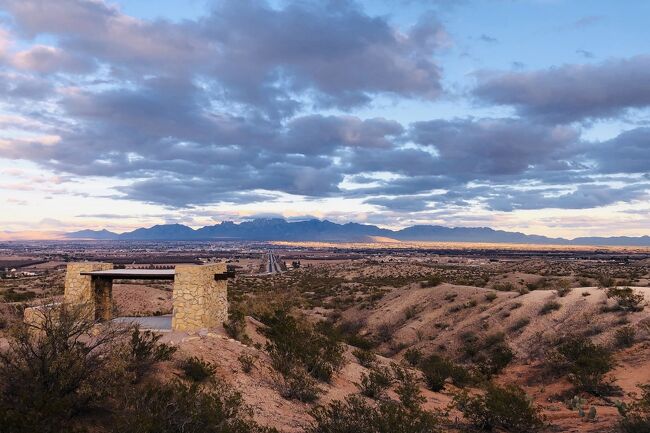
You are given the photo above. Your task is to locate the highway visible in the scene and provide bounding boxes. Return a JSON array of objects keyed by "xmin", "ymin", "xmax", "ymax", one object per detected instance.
[{"xmin": 266, "ymin": 251, "xmax": 282, "ymax": 274}]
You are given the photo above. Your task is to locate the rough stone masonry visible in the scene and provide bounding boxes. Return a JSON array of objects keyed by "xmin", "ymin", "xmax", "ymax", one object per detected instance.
[{"xmin": 44, "ymin": 262, "xmax": 229, "ymax": 331}]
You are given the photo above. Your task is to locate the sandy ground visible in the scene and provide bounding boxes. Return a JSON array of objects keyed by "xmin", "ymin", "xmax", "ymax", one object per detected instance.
[{"xmin": 112, "ymin": 283, "xmax": 173, "ymax": 317}]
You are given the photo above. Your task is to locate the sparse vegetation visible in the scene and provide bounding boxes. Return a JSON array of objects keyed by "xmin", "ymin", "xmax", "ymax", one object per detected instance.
[
  {"xmin": 539, "ymin": 300, "xmax": 561, "ymax": 315},
  {"xmin": 548, "ymin": 335, "xmax": 616, "ymax": 394},
  {"xmin": 238, "ymin": 353, "xmax": 256, "ymax": 373},
  {"xmin": 615, "ymin": 326, "xmax": 636, "ymax": 348},
  {"xmin": 485, "ymin": 291, "xmax": 497, "ymax": 302},
  {"xmin": 263, "ymin": 310, "xmax": 344, "ymax": 383},
  {"xmin": 358, "ymin": 365, "xmax": 393, "ymax": 399},
  {"xmin": 179, "ymin": 356, "xmax": 216, "ymax": 382},
  {"xmin": 461, "ymin": 332, "xmax": 514, "ymax": 378},
  {"xmin": 309, "ymin": 394, "xmax": 442, "ymax": 433},
  {"xmin": 606, "ymin": 287, "xmax": 645, "ymax": 312},
  {"xmin": 353, "ymin": 348, "xmax": 377, "ymax": 368},
  {"xmin": 453, "ymin": 384, "xmax": 545, "ymax": 432},
  {"xmin": 509, "ymin": 317, "xmax": 530, "ymax": 332},
  {"xmin": 618, "ymin": 384, "xmax": 650, "ymax": 433}
]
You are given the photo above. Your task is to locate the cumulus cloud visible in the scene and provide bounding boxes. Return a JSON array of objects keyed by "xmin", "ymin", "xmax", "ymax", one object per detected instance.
[{"xmin": 474, "ymin": 56, "xmax": 650, "ymax": 122}]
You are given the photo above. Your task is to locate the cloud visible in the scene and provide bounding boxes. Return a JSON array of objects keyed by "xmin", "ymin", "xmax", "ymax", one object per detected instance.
[
  {"xmin": 486, "ymin": 184, "xmax": 649, "ymax": 211},
  {"xmin": 1, "ymin": 0, "xmax": 446, "ymax": 116},
  {"xmin": 474, "ymin": 56, "xmax": 650, "ymax": 122},
  {"xmin": 585, "ymin": 127, "xmax": 650, "ymax": 174},
  {"xmin": 410, "ymin": 118, "xmax": 579, "ymax": 177},
  {"xmin": 479, "ymin": 34, "xmax": 498, "ymax": 43},
  {"xmin": 11, "ymin": 45, "xmax": 95, "ymax": 73}
]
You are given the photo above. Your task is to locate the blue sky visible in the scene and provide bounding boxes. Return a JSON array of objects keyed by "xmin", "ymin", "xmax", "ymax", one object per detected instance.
[{"xmin": 0, "ymin": 0, "xmax": 649, "ymax": 238}]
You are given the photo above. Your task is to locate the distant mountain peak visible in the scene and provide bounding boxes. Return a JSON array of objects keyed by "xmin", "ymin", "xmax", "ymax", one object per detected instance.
[{"xmin": 62, "ymin": 218, "xmax": 650, "ymax": 246}]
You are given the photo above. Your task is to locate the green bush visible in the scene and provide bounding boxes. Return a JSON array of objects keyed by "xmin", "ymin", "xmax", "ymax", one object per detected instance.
[
  {"xmin": 453, "ymin": 384, "xmax": 545, "ymax": 432},
  {"xmin": 274, "ymin": 366, "xmax": 321, "ymax": 402},
  {"xmin": 179, "ymin": 356, "xmax": 216, "ymax": 382},
  {"xmin": 358, "ymin": 366, "xmax": 393, "ymax": 399},
  {"xmin": 618, "ymin": 384, "xmax": 650, "ymax": 433},
  {"xmin": 126, "ymin": 326, "xmax": 177, "ymax": 381},
  {"xmin": 485, "ymin": 292, "xmax": 497, "ymax": 302},
  {"xmin": 606, "ymin": 287, "xmax": 645, "ymax": 312},
  {"xmin": 263, "ymin": 310, "xmax": 344, "ymax": 383},
  {"xmin": 115, "ymin": 379, "xmax": 276, "ymax": 433},
  {"xmin": 461, "ymin": 332, "xmax": 514, "ymax": 378},
  {"xmin": 419, "ymin": 354, "xmax": 454, "ymax": 391},
  {"xmin": 391, "ymin": 364, "xmax": 426, "ymax": 412},
  {"xmin": 549, "ymin": 335, "xmax": 615, "ymax": 394},
  {"xmin": 0, "ymin": 305, "xmax": 126, "ymax": 433},
  {"xmin": 309, "ymin": 395, "xmax": 442, "ymax": 433}
]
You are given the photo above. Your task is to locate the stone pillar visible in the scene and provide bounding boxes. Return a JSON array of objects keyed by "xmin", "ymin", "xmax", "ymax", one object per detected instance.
[
  {"xmin": 172, "ymin": 263, "xmax": 228, "ymax": 331},
  {"xmin": 64, "ymin": 262, "xmax": 113, "ymax": 319},
  {"xmin": 93, "ymin": 277, "xmax": 113, "ymax": 321}
]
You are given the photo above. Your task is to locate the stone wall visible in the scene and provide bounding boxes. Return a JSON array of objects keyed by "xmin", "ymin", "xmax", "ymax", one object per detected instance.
[
  {"xmin": 172, "ymin": 263, "xmax": 228, "ymax": 331},
  {"xmin": 63, "ymin": 262, "xmax": 112, "ymax": 319},
  {"xmin": 64, "ymin": 262, "xmax": 113, "ymax": 304},
  {"xmin": 23, "ymin": 303, "xmax": 60, "ymax": 331}
]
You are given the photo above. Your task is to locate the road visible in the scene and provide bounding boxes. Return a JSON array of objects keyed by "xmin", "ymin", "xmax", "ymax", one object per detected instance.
[{"xmin": 267, "ymin": 251, "xmax": 281, "ymax": 274}]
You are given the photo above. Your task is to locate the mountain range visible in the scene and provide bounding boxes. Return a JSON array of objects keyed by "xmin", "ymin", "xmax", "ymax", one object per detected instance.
[{"xmin": 65, "ymin": 218, "xmax": 650, "ymax": 246}]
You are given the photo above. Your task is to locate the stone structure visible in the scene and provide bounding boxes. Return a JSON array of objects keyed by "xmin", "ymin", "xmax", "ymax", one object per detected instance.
[
  {"xmin": 171, "ymin": 263, "xmax": 228, "ymax": 331},
  {"xmin": 52, "ymin": 262, "xmax": 229, "ymax": 331},
  {"xmin": 64, "ymin": 262, "xmax": 113, "ymax": 320}
]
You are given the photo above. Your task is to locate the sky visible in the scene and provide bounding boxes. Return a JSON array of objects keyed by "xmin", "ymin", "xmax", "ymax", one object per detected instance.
[{"xmin": 0, "ymin": 0, "xmax": 649, "ymax": 238}]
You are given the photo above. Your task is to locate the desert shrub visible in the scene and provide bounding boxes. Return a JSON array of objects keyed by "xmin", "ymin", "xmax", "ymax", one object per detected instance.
[
  {"xmin": 238, "ymin": 353, "xmax": 255, "ymax": 373},
  {"xmin": 492, "ymin": 282, "xmax": 515, "ymax": 292},
  {"xmin": 556, "ymin": 280, "xmax": 572, "ymax": 297},
  {"xmin": 126, "ymin": 326, "xmax": 176, "ymax": 381},
  {"xmin": 618, "ymin": 384, "xmax": 650, "ymax": 433},
  {"xmin": 419, "ymin": 354, "xmax": 455, "ymax": 391},
  {"xmin": 461, "ymin": 332, "xmax": 514, "ymax": 378},
  {"xmin": 309, "ymin": 395, "xmax": 442, "ymax": 433},
  {"xmin": 606, "ymin": 287, "xmax": 645, "ymax": 312},
  {"xmin": 422, "ymin": 275, "xmax": 443, "ymax": 288},
  {"xmin": 509, "ymin": 318, "xmax": 530, "ymax": 332},
  {"xmin": 179, "ymin": 356, "xmax": 216, "ymax": 382},
  {"xmin": 392, "ymin": 364, "xmax": 426, "ymax": 412},
  {"xmin": 353, "ymin": 348, "xmax": 376, "ymax": 368},
  {"xmin": 1, "ymin": 289, "xmax": 36, "ymax": 302},
  {"xmin": 327, "ymin": 320, "xmax": 376, "ymax": 350},
  {"xmin": 223, "ymin": 308, "xmax": 252, "ymax": 344},
  {"xmin": 549, "ymin": 335, "xmax": 615, "ymax": 394},
  {"xmin": 485, "ymin": 292, "xmax": 497, "ymax": 302},
  {"xmin": 0, "ymin": 305, "xmax": 127, "ymax": 433},
  {"xmin": 403, "ymin": 305, "xmax": 418, "ymax": 320},
  {"xmin": 274, "ymin": 366, "xmax": 321, "ymax": 402},
  {"xmin": 403, "ymin": 347, "xmax": 423, "ymax": 366},
  {"xmin": 615, "ymin": 326, "xmax": 636, "ymax": 348},
  {"xmin": 539, "ymin": 300, "xmax": 561, "ymax": 315},
  {"xmin": 453, "ymin": 383, "xmax": 545, "ymax": 432},
  {"xmin": 358, "ymin": 366, "xmax": 393, "ymax": 399},
  {"xmin": 598, "ymin": 274, "xmax": 615, "ymax": 288},
  {"xmin": 376, "ymin": 322, "xmax": 397, "ymax": 343},
  {"xmin": 116, "ymin": 379, "xmax": 276, "ymax": 433},
  {"xmin": 263, "ymin": 310, "xmax": 344, "ymax": 383}
]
